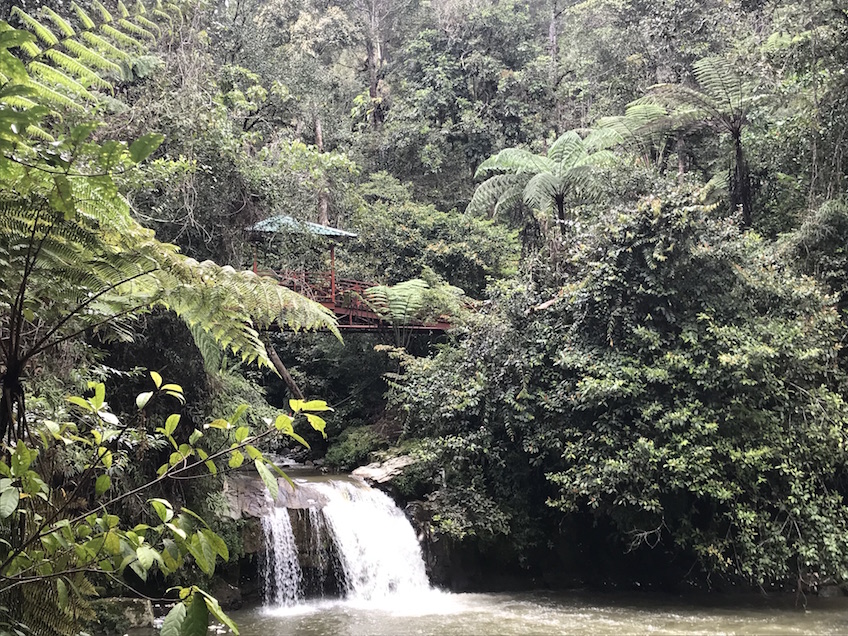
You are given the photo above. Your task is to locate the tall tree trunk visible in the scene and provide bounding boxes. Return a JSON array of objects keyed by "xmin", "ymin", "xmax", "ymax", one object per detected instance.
[
  {"xmin": 314, "ymin": 115, "xmax": 324, "ymax": 152},
  {"xmin": 264, "ymin": 339, "xmax": 305, "ymax": 400},
  {"xmin": 732, "ymin": 132, "xmax": 752, "ymax": 227},
  {"xmin": 548, "ymin": 1, "xmax": 561, "ymax": 130},
  {"xmin": 314, "ymin": 115, "xmax": 330, "ymax": 226},
  {"xmin": 676, "ymin": 137, "xmax": 687, "ymax": 182},
  {"xmin": 364, "ymin": 0, "xmax": 384, "ymax": 129}
]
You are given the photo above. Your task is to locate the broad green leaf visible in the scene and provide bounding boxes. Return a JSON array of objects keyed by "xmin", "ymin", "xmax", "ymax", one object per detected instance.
[
  {"xmin": 305, "ymin": 413, "xmax": 327, "ymax": 438},
  {"xmin": 299, "ymin": 399, "xmax": 333, "ymax": 412},
  {"xmin": 231, "ymin": 404, "xmax": 249, "ymax": 424},
  {"xmin": 67, "ymin": 396, "xmax": 92, "ymax": 412},
  {"xmin": 255, "ymin": 460, "xmax": 278, "ymax": 500},
  {"xmin": 149, "ymin": 498, "xmax": 173, "ymax": 523},
  {"xmin": 160, "ymin": 601, "xmax": 186, "ymax": 636},
  {"xmin": 201, "ymin": 529, "xmax": 228, "ymax": 561},
  {"xmin": 199, "ymin": 590, "xmax": 240, "ymax": 635},
  {"xmin": 0, "ymin": 487, "xmax": 19, "ymax": 518},
  {"xmin": 274, "ymin": 414, "xmax": 293, "ymax": 433},
  {"xmin": 150, "ymin": 370, "xmax": 162, "ymax": 388},
  {"xmin": 95, "ymin": 474, "xmax": 111, "ymax": 497},
  {"xmin": 129, "ymin": 132, "xmax": 164, "ymax": 163},
  {"xmin": 181, "ymin": 594, "xmax": 209, "ymax": 636},
  {"xmin": 136, "ymin": 544, "xmax": 159, "ymax": 570},
  {"xmin": 136, "ymin": 391, "xmax": 153, "ymax": 409},
  {"xmin": 57, "ymin": 578, "xmax": 68, "ymax": 609},
  {"xmin": 164, "ymin": 414, "xmax": 180, "ymax": 436},
  {"xmin": 228, "ymin": 450, "xmax": 244, "ymax": 469},
  {"xmin": 234, "ymin": 426, "xmax": 249, "ymax": 443}
]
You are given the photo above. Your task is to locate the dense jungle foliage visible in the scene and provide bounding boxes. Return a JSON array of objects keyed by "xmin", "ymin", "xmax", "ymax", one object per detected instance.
[{"xmin": 2, "ymin": 0, "xmax": 848, "ymax": 632}]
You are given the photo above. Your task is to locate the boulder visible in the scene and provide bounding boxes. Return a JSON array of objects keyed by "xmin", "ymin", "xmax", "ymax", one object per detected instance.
[
  {"xmin": 352, "ymin": 456, "xmax": 416, "ymax": 484},
  {"xmin": 89, "ymin": 598, "xmax": 154, "ymax": 636}
]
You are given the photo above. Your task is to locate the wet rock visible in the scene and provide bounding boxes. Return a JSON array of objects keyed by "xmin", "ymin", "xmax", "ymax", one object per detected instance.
[
  {"xmin": 352, "ymin": 455, "xmax": 416, "ymax": 484},
  {"xmin": 242, "ymin": 518, "xmax": 265, "ymax": 554},
  {"xmin": 210, "ymin": 578, "xmax": 243, "ymax": 610},
  {"xmin": 817, "ymin": 584, "xmax": 844, "ymax": 598},
  {"xmin": 89, "ymin": 598, "xmax": 154, "ymax": 636}
]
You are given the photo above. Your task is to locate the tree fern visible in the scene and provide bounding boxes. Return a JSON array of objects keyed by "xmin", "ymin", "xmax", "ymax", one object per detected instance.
[
  {"xmin": 635, "ymin": 56, "xmax": 767, "ymax": 226},
  {"xmin": 469, "ymin": 127, "xmax": 617, "ymax": 228}
]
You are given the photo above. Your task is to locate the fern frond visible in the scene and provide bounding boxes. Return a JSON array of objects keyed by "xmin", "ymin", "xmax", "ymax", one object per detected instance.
[
  {"xmin": 100, "ymin": 23, "xmax": 144, "ymax": 50},
  {"xmin": 364, "ymin": 279, "xmax": 429, "ymax": 326},
  {"xmin": 117, "ymin": 0, "xmax": 131, "ymax": 18},
  {"xmin": 80, "ymin": 31, "xmax": 132, "ymax": 62},
  {"xmin": 152, "ymin": 9, "xmax": 174, "ymax": 26},
  {"xmin": 42, "ymin": 49, "xmax": 112, "ymax": 90},
  {"xmin": 100, "ymin": 24, "xmax": 144, "ymax": 51},
  {"xmin": 92, "ymin": 0, "xmax": 114, "ymax": 23},
  {"xmin": 133, "ymin": 14, "xmax": 161, "ymax": 36},
  {"xmin": 26, "ymin": 124, "xmax": 55, "ymax": 141},
  {"xmin": 475, "ymin": 148, "xmax": 553, "ymax": 178},
  {"xmin": 11, "ymin": 7, "xmax": 59, "ymax": 46},
  {"xmin": 62, "ymin": 39, "xmax": 123, "ymax": 74},
  {"xmin": 118, "ymin": 18, "xmax": 156, "ymax": 40},
  {"xmin": 693, "ymin": 56, "xmax": 743, "ymax": 118},
  {"xmin": 71, "ymin": 2, "xmax": 97, "ymax": 30},
  {"xmin": 467, "ymin": 173, "xmax": 527, "ymax": 217},
  {"xmin": 28, "ymin": 62, "xmax": 94, "ymax": 100},
  {"xmin": 42, "ymin": 7, "xmax": 76, "ymax": 38},
  {"xmin": 24, "ymin": 78, "xmax": 86, "ymax": 110},
  {"xmin": 18, "ymin": 39, "xmax": 42, "ymax": 58},
  {"xmin": 524, "ymin": 172, "xmax": 560, "ymax": 213}
]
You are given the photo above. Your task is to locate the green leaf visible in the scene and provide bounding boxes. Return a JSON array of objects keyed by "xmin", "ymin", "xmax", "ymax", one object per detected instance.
[
  {"xmin": 150, "ymin": 370, "xmax": 163, "ymax": 388},
  {"xmin": 299, "ymin": 399, "xmax": 333, "ymax": 412},
  {"xmin": 160, "ymin": 601, "xmax": 186, "ymax": 636},
  {"xmin": 198, "ymin": 590, "xmax": 240, "ymax": 635},
  {"xmin": 67, "ymin": 396, "xmax": 92, "ymax": 412},
  {"xmin": 149, "ymin": 498, "xmax": 173, "ymax": 523},
  {"xmin": 0, "ymin": 487, "xmax": 19, "ymax": 519},
  {"xmin": 10, "ymin": 441, "xmax": 33, "ymax": 477},
  {"xmin": 129, "ymin": 132, "xmax": 164, "ymax": 163},
  {"xmin": 95, "ymin": 474, "xmax": 111, "ymax": 497},
  {"xmin": 164, "ymin": 413, "xmax": 180, "ymax": 437},
  {"xmin": 201, "ymin": 529, "xmax": 229, "ymax": 561},
  {"xmin": 228, "ymin": 450, "xmax": 244, "ymax": 469},
  {"xmin": 274, "ymin": 414, "xmax": 293, "ymax": 433},
  {"xmin": 255, "ymin": 460, "xmax": 278, "ymax": 500},
  {"xmin": 181, "ymin": 595, "xmax": 209, "ymax": 636},
  {"xmin": 234, "ymin": 426, "xmax": 249, "ymax": 443},
  {"xmin": 136, "ymin": 544, "xmax": 160, "ymax": 570},
  {"xmin": 136, "ymin": 391, "xmax": 153, "ymax": 409},
  {"xmin": 57, "ymin": 578, "xmax": 68, "ymax": 610},
  {"xmin": 305, "ymin": 413, "xmax": 327, "ymax": 438}
]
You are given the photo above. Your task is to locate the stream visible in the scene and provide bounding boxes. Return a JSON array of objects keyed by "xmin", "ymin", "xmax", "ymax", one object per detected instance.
[{"xmin": 229, "ymin": 590, "xmax": 848, "ymax": 635}]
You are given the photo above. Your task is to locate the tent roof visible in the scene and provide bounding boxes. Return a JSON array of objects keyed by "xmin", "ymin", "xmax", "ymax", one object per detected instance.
[{"xmin": 247, "ymin": 215, "xmax": 358, "ymax": 239}]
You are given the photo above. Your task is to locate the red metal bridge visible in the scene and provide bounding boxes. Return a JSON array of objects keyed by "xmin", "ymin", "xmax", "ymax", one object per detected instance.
[
  {"xmin": 248, "ymin": 215, "xmax": 451, "ymax": 333},
  {"xmin": 272, "ymin": 269, "xmax": 451, "ymax": 333}
]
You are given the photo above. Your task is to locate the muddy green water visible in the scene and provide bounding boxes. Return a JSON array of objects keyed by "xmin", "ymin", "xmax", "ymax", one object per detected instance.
[{"xmin": 228, "ymin": 590, "xmax": 848, "ymax": 635}]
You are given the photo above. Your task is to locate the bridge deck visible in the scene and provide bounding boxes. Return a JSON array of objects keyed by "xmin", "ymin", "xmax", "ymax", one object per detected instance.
[{"xmin": 272, "ymin": 270, "xmax": 451, "ymax": 333}]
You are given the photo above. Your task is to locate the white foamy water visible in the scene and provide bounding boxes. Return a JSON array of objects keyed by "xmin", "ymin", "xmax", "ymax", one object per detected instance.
[
  {"xmin": 310, "ymin": 480, "xmax": 431, "ymax": 601},
  {"xmin": 261, "ymin": 507, "xmax": 302, "ymax": 606},
  {"xmin": 259, "ymin": 478, "xmax": 432, "ymax": 608}
]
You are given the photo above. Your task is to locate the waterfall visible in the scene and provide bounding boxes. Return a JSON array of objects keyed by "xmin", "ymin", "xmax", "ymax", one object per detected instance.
[
  {"xmin": 261, "ymin": 507, "xmax": 303, "ymax": 606},
  {"xmin": 260, "ymin": 478, "xmax": 430, "ymax": 607}
]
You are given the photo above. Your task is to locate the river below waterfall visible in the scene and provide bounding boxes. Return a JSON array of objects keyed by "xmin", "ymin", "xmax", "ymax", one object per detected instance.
[
  {"xmin": 229, "ymin": 591, "xmax": 848, "ymax": 635},
  {"xmin": 242, "ymin": 474, "xmax": 848, "ymax": 635}
]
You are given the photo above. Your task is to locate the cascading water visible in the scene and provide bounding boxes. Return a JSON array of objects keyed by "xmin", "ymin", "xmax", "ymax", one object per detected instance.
[
  {"xmin": 312, "ymin": 480, "xmax": 430, "ymax": 601},
  {"xmin": 260, "ymin": 507, "xmax": 303, "ymax": 606},
  {"xmin": 260, "ymin": 478, "xmax": 431, "ymax": 607}
]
